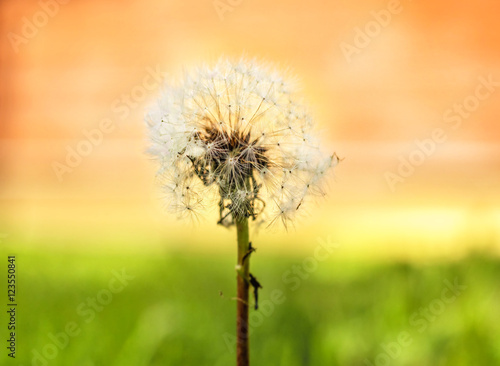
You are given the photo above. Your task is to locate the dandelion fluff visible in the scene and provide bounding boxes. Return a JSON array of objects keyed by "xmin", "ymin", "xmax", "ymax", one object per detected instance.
[{"xmin": 146, "ymin": 57, "xmax": 338, "ymax": 227}]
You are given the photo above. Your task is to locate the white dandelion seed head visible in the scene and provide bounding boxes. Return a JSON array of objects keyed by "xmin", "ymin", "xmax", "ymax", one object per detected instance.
[{"xmin": 146, "ymin": 57, "xmax": 339, "ymax": 227}]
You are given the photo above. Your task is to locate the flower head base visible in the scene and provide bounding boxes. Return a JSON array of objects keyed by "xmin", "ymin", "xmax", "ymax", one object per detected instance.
[{"xmin": 146, "ymin": 58, "xmax": 338, "ymax": 228}]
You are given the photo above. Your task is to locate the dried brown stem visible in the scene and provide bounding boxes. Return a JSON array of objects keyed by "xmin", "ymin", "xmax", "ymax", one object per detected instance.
[{"xmin": 236, "ymin": 216, "xmax": 250, "ymax": 366}]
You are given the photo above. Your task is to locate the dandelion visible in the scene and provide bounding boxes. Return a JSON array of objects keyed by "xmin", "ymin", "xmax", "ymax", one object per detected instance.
[{"xmin": 146, "ymin": 57, "xmax": 338, "ymax": 366}]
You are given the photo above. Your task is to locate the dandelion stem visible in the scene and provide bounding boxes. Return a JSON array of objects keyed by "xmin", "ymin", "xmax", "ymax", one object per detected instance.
[{"xmin": 236, "ymin": 216, "xmax": 250, "ymax": 366}]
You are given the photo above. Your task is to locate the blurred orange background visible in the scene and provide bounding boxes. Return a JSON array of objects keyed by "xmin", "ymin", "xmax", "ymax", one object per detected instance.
[{"xmin": 1, "ymin": 0, "xmax": 499, "ymax": 260}]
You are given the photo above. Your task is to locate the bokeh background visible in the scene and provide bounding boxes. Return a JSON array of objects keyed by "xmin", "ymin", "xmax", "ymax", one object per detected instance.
[{"xmin": 1, "ymin": 0, "xmax": 499, "ymax": 365}]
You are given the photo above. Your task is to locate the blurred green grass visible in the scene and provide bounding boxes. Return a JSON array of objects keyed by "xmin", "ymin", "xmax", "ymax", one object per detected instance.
[{"xmin": 7, "ymin": 247, "xmax": 500, "ymax": 365}]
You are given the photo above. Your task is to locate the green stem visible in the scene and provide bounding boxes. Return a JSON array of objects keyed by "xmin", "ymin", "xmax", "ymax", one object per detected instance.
[{"xmin": 236, "ymin": 216, "xmax": 250, "ymax": 366}]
